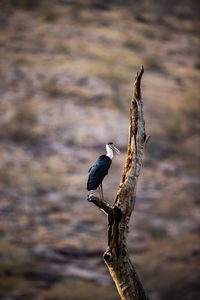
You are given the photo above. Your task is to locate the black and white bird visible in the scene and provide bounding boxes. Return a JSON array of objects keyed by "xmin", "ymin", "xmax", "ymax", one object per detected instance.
[{"xmin": 87, "ymin": 142, "xmax": 120, "ymax": 201}]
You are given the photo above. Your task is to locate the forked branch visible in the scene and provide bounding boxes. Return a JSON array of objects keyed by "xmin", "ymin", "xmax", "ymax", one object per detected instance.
[{"xmin": 88, "ymin": 66, "xmax": 148, "ymax": 300}]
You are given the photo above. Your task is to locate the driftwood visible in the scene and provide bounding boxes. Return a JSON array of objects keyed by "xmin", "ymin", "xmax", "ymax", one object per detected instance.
[{"xmin": 87, "ymin": 66, "xmax": 148, "ymax": 300}]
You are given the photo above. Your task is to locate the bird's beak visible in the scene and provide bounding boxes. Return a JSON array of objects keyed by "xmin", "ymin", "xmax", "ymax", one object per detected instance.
[{"xmin": 111, "ymin": 144, "xmax": 120, "ymax": 154}]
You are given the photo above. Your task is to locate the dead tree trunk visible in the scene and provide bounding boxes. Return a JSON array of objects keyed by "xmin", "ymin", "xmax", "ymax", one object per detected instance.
[{"xmin": 87, "ymin": 66, "xmax": 148, "ymax": 300}]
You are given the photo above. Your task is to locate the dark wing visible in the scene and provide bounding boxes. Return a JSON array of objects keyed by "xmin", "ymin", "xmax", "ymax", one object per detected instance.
[{"xmin": 87, "ymin": 160, "xmax": 110, "ymax": 191}]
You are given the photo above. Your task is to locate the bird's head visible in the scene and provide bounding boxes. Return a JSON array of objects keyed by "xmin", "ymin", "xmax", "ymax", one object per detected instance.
[{"xmin": 106, "ymin": 142, "xmax": 120, "ymax": 155}]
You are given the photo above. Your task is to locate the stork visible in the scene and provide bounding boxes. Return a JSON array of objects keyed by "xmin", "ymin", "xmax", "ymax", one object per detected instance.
[{"xmin": 87, "ymin": 142, "xmax": 120, "ymax": 201}]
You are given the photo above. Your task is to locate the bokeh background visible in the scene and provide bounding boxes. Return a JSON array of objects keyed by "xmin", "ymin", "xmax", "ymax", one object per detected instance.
[{"xmin": 0, "ymin": 1, "xmax": 200, "ymax": 299}]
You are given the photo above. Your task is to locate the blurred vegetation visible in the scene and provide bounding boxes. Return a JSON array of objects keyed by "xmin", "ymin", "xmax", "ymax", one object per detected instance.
[
  {"xmin": 44, "ymin": 78, "xmax": 65, "ymax": 98},
  {"xmin": 43, "ymin": 7, "xmax": 58, "ymax": 22},
  {"xmin": 9, "ymin": 0, "xmax": 40, "ymax": 10},
  {"xmin": 144, "ymin": 56, "xmax": 165, "ymax": 73},
  {"xmin": 0, "ymin": 101, "xmax": 38, "ymax": 143}
]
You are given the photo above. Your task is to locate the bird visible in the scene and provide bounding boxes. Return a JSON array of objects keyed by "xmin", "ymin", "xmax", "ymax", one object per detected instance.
[{"xmin": 87, "ymin": 142, "xmax": 120, "ymax": 201}]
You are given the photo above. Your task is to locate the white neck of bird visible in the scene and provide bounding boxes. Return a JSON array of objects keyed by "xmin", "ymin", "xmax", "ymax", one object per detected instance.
[{"xmin": 106, "ymin": 144, "xmax": 113, "ymax": 160}]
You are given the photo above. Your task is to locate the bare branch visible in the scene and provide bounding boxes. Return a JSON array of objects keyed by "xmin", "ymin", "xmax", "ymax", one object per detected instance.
[{"xmin": 87, "ymin": 193, "xmax": 114, "ymax": 216}]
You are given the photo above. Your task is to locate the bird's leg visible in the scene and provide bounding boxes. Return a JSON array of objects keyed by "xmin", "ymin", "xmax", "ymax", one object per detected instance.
[
  {"xmin": 98, "ymin": 186, "xmax": 102, "ymax": 201},
  {"xmin": 100, "ymin": 183, "xmax": 104, "ymax": 201}
]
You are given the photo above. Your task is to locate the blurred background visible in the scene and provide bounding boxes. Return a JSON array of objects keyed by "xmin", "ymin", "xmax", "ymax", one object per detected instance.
[{"xmin": 0, "ymin": 1, "xmax": 200, "ymax": 299}]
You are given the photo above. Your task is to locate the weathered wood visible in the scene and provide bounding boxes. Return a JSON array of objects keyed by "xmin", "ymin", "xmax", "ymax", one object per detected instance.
[{"xmin": 88, "ymin": 66, "xmax": 148, "ymax": 300}]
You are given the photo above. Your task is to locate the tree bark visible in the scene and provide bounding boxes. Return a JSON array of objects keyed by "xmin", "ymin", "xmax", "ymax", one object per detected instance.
[{"xmin": 88, "ymin": 66, "xmax": 149, "ymax": 300}]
